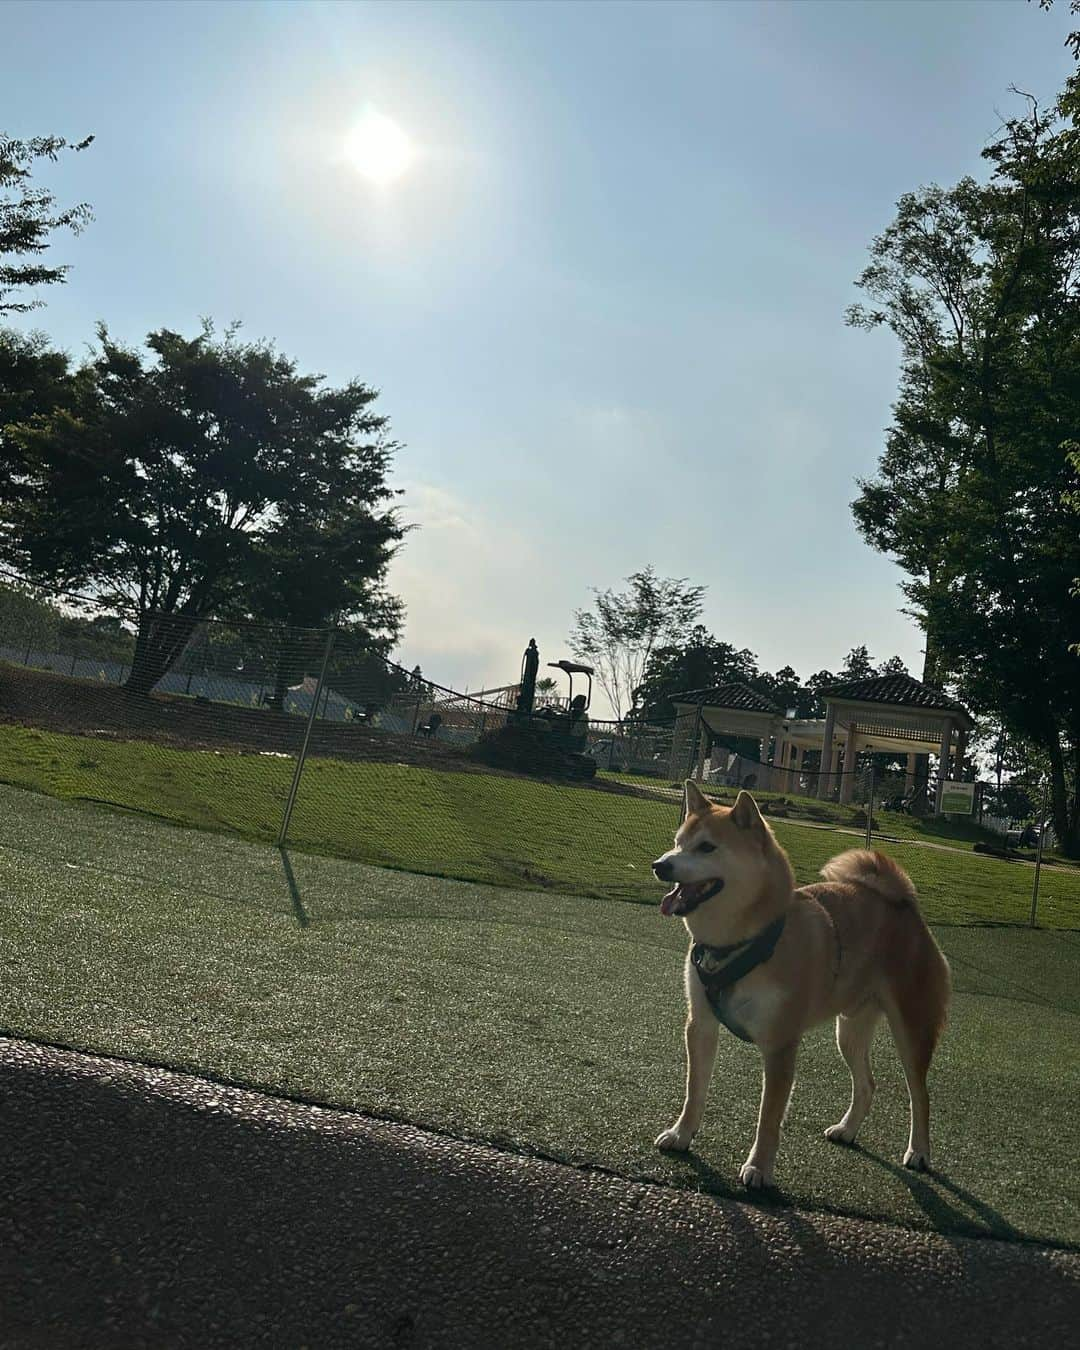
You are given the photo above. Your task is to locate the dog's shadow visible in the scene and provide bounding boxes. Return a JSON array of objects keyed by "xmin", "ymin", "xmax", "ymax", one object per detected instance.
[
  {"xmin": 665, "ymin": 1151, "xmax": 793, "ymax": 1212},
  {"xmin": 666, "ymin": 1143, "xmax": 1023, "ymax": 1243},
  {"xmin": 846, "ymin": 1144, "xmax": 1025, "ymax": 1241}
]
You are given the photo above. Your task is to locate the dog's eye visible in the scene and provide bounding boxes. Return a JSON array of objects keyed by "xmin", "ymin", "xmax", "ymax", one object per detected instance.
[{"xmin": 697, "ymin": 842, "xmax": 716, "ymax": 853}]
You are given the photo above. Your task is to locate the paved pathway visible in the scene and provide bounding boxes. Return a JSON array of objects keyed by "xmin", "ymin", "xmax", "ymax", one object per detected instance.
[{"xmin": 1, "ymin": 1038, "xmax": 1076, "ymax": 1349}]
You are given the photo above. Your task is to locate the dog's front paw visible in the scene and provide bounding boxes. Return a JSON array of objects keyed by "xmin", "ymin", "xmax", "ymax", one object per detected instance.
[
  {"xmin": 739, "ymin": 1162, "xmax": 773, "ymax": 1189},
  {"xmin": 655, "ymin": 1125, "xmax": 693, "ymax": 1152},
  {"xmin": 824, "ymin": 1122, "xmax": 856, "ymax": 1145},
  {"xmin": 903, "ymin": 1148, "xmax": 930, "ymax": 1172}
]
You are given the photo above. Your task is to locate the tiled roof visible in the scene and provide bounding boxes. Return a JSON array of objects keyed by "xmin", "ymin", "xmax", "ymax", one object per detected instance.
[
  {"xmin": 819, "ymin": 673, "xmax": 970, "ymax": 716},
  {"xmin": 673, "ymin": 683, "xmax": 781, "ymax": 714}
]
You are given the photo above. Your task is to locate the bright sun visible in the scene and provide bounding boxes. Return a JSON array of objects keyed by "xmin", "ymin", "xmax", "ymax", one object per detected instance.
[{"xmin": 345, "ymin": 112, "xmax": 415, "ymax": 185}]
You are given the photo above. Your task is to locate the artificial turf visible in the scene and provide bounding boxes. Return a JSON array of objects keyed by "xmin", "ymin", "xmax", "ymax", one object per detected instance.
[
  {"xmin": 0, "ymin": 724, "xmax": 1075, "ymax": 928},
  {"xmin": 0, "ymin": 785, "xmax": 1076, "ymax": 1248}
]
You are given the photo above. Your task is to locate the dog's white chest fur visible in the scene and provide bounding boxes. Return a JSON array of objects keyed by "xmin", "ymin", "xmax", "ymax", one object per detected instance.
[{"xmin": 726, "ymin": 984, "xmax": 787, "ymax": 1042}]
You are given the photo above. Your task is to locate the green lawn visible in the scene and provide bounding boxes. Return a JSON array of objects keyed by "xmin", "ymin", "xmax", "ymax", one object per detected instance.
[
  {"xmin": 600, "ymin": 769, "xmax": 1048, "ymax": 855},
  {"xmin": 0, "ymin": 724, "xmax": 1075, "ymax": 928},
  {"xmin": 0, "ymin": 785, "xmax": 1076, "ymax": 1248}
]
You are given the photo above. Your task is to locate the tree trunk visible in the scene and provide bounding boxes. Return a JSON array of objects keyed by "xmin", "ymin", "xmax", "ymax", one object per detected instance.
[
  {"xmin": 125, "ymin": 610, "xmax": 201, "ymax": 695},
  {"xmin": 1046, "ymin": 732, "xmax": 1079, "ymax": 858}
]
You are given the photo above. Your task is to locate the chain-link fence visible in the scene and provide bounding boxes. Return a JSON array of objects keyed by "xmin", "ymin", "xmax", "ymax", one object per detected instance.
[{"xmin": 0, "ymin": 585, "xmax": 1074, "ymax": 930}]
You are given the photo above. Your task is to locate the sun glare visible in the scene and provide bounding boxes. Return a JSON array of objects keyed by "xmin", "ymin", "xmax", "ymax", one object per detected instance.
[{"xmin": 346, "ymin": 112, "xmax": 415, "ymax": 186}]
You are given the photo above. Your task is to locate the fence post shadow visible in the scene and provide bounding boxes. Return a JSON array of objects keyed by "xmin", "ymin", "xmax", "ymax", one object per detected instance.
[{"xmin": 278, "ymin": 845, "xmax": 310, "ymax": 929}]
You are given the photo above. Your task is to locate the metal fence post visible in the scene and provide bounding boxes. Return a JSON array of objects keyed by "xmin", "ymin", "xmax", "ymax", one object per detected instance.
[
  {"xmin": 1028, "ymin": 781, "xmax": 1050, "ymax": 928},
  {"xmin": 865, "ymin": 763, "xmax": 876, "ymax": 849},
  {"xmin": 277, "ymin": 628, "xmax": 335, "ymax": 848}
]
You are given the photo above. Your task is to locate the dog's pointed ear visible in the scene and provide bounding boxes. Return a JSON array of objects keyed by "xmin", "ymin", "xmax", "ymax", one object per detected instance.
[
  {"xmin": 732, "ymin": 789, "xmax": 763, "ymax": 830},
  {"xmin": 683, "ymin": 779, "xmax": 711, "ymax": 819}
]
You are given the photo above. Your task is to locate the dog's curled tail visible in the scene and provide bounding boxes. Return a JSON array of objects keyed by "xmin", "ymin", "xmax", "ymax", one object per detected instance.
[{"xmin": 820, "ymin": 849, "xmax": 918, "ymax": 907}]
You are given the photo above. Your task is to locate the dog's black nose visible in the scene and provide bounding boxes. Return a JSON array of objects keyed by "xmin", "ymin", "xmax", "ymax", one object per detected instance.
[{"xmin": 653, "ymin": 858, "xmax": 674, "ymax": 881}]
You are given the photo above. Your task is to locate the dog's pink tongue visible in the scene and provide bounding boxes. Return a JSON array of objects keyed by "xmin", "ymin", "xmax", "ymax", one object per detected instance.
[{"xmin": 660, "ymin": 886, "xmax": 679, "ymax": 916}]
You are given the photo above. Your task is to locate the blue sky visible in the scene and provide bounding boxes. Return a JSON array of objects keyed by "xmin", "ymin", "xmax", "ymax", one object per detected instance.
[{"xmin": 5, "ymin": 0, "xmax": 1076, "ymax": 708}]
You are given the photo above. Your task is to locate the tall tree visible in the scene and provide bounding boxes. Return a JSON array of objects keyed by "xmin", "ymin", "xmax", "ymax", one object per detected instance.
[
  {"xmin": 236, "ymin": 500, "xmax": 405, "ymax": 711},
  {"xmin": 839, "ymin": 645, "xmax": 875, "ymax": 681},
  {"xmin": 1, "ymin": 134, "xmax": 93, "ymax": 314},
  {"xmin": 0, "ymin": 327, "xmax": 79, "ymax": 429},
  {"xmin": 1, "ymin": 322, "xmax": 406, "ymax": 693},
  {"xmin": 635, "ymin": 625, "xmax": 758, "ymax": 722},
  {"xmin": 568, "ymin": 567, "xmax": 705, "ymax": 720},
  {"xmin": 849, "ymin": 83, "xmax": 1080, "ymax": 853},
  {"xmin": 877, "ymin": 654, "xmax": 910, "ymax": 677}
]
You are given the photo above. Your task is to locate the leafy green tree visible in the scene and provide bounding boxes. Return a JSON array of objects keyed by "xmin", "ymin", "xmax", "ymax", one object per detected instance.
[
  {"xmin": 0, "ymin": 579, "xmax": 134, "ymax": 665},
  {"xmin": 877, "ymin": 654, "xmax": 910, "ymax": 677},
  {"xmin": 0, "ymin": 329, "xmax": 84, "ymax": 527},
  {"xmin": 849, "ymin": 83, "xmax": 1080, "ymax": 853},
  {"xmin": 236, "ymin": 501, "xmax": 405, "ymax": 711},
  {"xmin": 2, "ymin": 322, "xmax": 406, "ymax": 694},
  {"xmin": 534, "ymin": 675, "xmax": 560, "ymax": 705},
  {"xmin": 635, "ymin": 625, "xmax": 758, "ymax": 721},
  {"xmin": 839, "ymin": 645, "xmax": 875, "ymax": 681},
  {"xmin": 0, "ymin": 327, "xmax": 78, "ymax": 428},
  {"xmin": 636, "ymin": 635, "xmax": 909, "ymax": 726},
  {"xmin": 569, "ymin": 567, "xmax": 706, "ymax": 720},
  {"xmin": 1, "ymin": 134, "xmax": 93, "ymax": 314}
]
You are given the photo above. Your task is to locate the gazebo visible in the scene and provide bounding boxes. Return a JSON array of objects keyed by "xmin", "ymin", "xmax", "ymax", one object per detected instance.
[
  {"xmin": 670, "ymin": 683, "xmax": 785, "ymax": 786},
  {"xmin": 670, "ymin": 673, "xmax": 975, "ymax": 814},
  {"xmin": 814, "ymin": 673, "xmax": 975, "ymax": 810}
]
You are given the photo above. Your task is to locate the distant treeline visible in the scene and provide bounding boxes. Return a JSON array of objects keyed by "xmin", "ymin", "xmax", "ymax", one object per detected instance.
[{"xmin": 0, "ymin": 581, "xmax": 135, "ymax": 664}]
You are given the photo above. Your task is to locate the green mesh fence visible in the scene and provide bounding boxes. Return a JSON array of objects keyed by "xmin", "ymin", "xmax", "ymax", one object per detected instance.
[{"xmin": 0, "ymin": 593, "xmax": 1075, "ymax": 930}]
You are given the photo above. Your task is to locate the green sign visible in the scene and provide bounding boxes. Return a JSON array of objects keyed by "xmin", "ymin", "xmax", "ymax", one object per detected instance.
[{"xmin": 940, "ymin": 781, "xmax": 975, "ymax": 814}]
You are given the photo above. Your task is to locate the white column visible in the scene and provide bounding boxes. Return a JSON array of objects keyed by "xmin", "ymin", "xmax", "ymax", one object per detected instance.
[
  {"xmin": 817, "ymin": 703, "xmax": 836, "ymax": 800},
  {"xmin": 793, "ymin": 744, "xmax": 805, "ymax": 796},
  {"xmin": 692, "ymin": 715, "xmax": 707, "ymax": 781},
  {"xmin": 934, "ymin": 718, "xmax": 954, "ymax": 815},
  {"xmin": 839, "ymin": 731, "xmax": 859, "ymax": 805},
  {"xmin": 785, "ymin": 742, "xmax": 797, "ymax": 794},
  {"xmin": 759, "ymin": 723, "xmax": 773, "ymax": 790}
]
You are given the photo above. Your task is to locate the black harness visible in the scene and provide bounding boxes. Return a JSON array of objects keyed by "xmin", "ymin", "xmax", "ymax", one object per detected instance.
[{"xmin": 690, "ymin": 915, "xmax": 787, "ymax": 1043}]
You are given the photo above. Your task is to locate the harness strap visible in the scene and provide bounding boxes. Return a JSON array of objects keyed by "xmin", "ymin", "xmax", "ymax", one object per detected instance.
[{"xmin": 690, "ymin": 915, "xmax": 787, "ymax": 1042}]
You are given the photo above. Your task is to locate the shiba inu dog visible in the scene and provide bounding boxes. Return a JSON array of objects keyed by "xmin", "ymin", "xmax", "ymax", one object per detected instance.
[{"xmin": 652, "ymin": 781, "xmax": 950, "ymax": 1189}]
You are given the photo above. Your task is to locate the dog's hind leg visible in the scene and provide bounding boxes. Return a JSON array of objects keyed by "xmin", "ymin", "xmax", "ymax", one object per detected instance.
[
  {"xmin": 883, "ymin": 931, "xmax": 949, "ymax": 1171},
  {"xmin": 824, "ymin": 1003, "xmax": 881, "ymax": 1146},
  {"xmin": 655, "ymin": 1012, "xmax": 719, "ymax": 1152},
  {"xmin": 884, "ymin": 996, "xmax": 936, "ymax": 1171}
]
